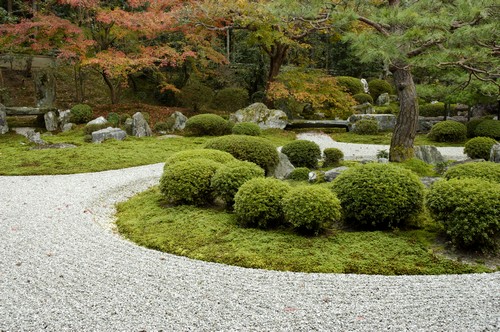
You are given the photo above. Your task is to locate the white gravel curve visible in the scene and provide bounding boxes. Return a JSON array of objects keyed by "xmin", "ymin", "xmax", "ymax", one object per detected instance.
[{"xmin": 1, "ymin": 163, "xmax": 499, "ymax": 331}]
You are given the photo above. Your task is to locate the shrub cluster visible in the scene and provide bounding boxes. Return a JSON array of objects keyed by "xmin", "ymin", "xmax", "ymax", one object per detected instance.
[
  {"xmin": 419, "ymin": 102, "xmax": 446, "ymax": 117},
  {"xmin": 332, "ymin": 163, "xmax": 424, "ymax": 229},
  {"xmin": 281, "ymin": 140, "xmax": 321, "ymax": 169},
  {"xmin": 353, "ymin": 119, "xmax": 379, "ymax": 135},
  {"xmin": 70, "ymin": 104, "xmax": 93, "ymax": 124},
  {"xmin": 352, "ymin": 93, "xmax": 373, "ymax": 105},
  {"xmin": 443, "ymin": 161, "xmax": 500, "ymax": 183},
  {"xmin": 179, "ymin": 79, "xmax": 214, "ymax": 112},
  {"xmin": 426, "ymin": 178, "xmax": 500, "ymax": 251},
  {"xmin": 154, "ymin": 118, "xmax": 175, "ymax": 133},
  {"xmin": 212, "ymin": 88, "xmax": 249, "ymax": 113},
  {"xmin": 282, "ymin": 186, "xmax": 342, "ymax": 235},
  {"xmin": 336, "ymin": 76, "xmax": 364, "ymax": 95},
  {"xmin": 464, "ymin": 137, "xmax": 497, "ymax": 160},
  {"xmin": 428, "ymin": 120, "xmax": 467, "ymax": 142},
  {"xmin": 205, "ymin": 135, "xmax": 279, "ymax": 175},
  {"xmin": 287, "ymin": 167, "xmax": 311, "ymax": 181},
  {"xmin": 185, "ymin": 114, "xmax": 231, "ymax": 136},
  {"xmin": 164, "ymin": 149, "xmax": 235, "ymax": 170},
  {"xmin": 466, "ymin": 118, "xmax": 486, "ymax": 138},
  {"xmin": 106, "ymin": 112, "xmax": 120, "ymax": 127},
  {"xmin": 323, "ymin": 148, "xmax": 344, "ymax": 167},
  {"xmin": 368, "ymin": 79, "xmax": 393, "ymax": 101},
  {"xmin": 231, "ymin": 122, "xmax": 261, "ymax": 136},
  {"xmin": 234, "ymin": 178, "xmax": 291, "ymax": 229},
  {"xmin": 474, "ymin": 119, "xmax": 500, "ymax": 140}
]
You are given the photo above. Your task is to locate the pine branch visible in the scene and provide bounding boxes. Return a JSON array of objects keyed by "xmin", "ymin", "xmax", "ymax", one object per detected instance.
[
  {"xmin": 407, "ymin": 39, "xmax": 444, "ymax": 58},
  {"xmin": 357, "ymin": 16, "xmax": 390, "ymax": 37}
]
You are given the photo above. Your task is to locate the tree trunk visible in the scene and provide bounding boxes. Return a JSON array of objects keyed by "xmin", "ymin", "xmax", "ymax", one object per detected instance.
[
  {"xmin": 7, "ymin": 0, "xmax": 13, "ymax": 15},
  {"xmin": 101, "ymin": 71, "xmax": 118, "ymax": 104},
  {"xmin": 389, "ymin": 63, "xmax": 419, "ymax": 162},
  {"xmin": 263, "ymin": 43, "xmax": 289, "ymax": 108}
]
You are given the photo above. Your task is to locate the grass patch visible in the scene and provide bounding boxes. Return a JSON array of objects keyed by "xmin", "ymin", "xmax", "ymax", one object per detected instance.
[{"xmin": 116, "ymin": 187, "xmax": 492, "ymax": 275}]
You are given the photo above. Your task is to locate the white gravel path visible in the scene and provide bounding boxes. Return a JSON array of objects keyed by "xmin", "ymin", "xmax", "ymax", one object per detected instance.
[{"xmin": 1, "ymin": 148, "xmax": 498, "ymax": 330}]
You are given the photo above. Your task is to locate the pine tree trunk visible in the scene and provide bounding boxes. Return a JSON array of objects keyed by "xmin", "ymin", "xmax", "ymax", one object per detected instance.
[{"xmin": 389, "ymin": 63, "xmax": 419, "ymax": 162}]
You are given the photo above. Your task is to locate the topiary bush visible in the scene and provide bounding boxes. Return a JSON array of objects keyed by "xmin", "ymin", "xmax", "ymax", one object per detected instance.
[
  {"xmin": 178, "ymin": 79, "xmax": 214, "ymax": 112},
  {"xmin": 368, "ymin": 79, "xmax": 393, "ymax": 101},
  {"xmin": 466, "ymin": 118, "xmax": 486, "ymax": 138},
  {"xmin": 164, "ymin": 149, "xmax": 235, "ymax": 170},
  {"xmin": 464, "ymin": 137, "xmax": 498, "ymax": 160},
  {"xmin": 332, "ymin": 163, "xmax": 425, "ymax": 229},
  {"xmin": 283, "ymin": 186, "xmax": 342, "ymax": 235},
  {"xmin": 336, "ymin": 76, "xmax": 364, "ymax": 95},
  {"xmin": 231, "ymin": 122, "xmax": 261, "ymax": 136},
  {"xmin": 70, "ymin": 104, "xmax": 93, "ymax": 124},
  {"xmin": 281, "ymin": 140, "xmax": 321, "ymax": 169},
  {"xmin": 353, "ymin": 118, "xmax": 379, "ymax": 135},
  {"xmin": 205, "ymin": 135, "xmax": 279, "ymax": 175},
  {"xmin": 474, "ymin": 119, "xmax": 500, "ymax": 140},
  {"xmin": 426, "ymin": 178, "xmax": 500, "ymax": 251},
  {"xmin": 212, "ymin": 87, "xmax": 249, "ymax": 113},
  {"xmin": 234, "ymin": 177, "xmax": 291, "ymax": 229},
  {"xmin": 211, "ymin": 160, "xmax": 265, "ymax": 208},
  {"xmin": 427, "ymin": 120, "xmax": 467, "ymax": 142},
  {"xmin": 444, "ymin": 161, "xmax": 500, "ymax": 183},
  {"xmin": 419, "ymin": 102, "xmax": 446, "ymax": 117},
  {"xmin": 185, "ymin": 114, "xmax": 231, "ymax": 136},
  {"xmin": 287, "ymin": 167, "xmax": 311, "ymax": 181},
  {"xmin": 159, "ymin": 158, "xmax": 222, "ymax": 206},
  {"xmin": 323, "ymin": 148, "xmax": 344, "ymax": 167},
  {"xmin": 352, "ymin": 93, "xmax": 373, "ymax": 105}
]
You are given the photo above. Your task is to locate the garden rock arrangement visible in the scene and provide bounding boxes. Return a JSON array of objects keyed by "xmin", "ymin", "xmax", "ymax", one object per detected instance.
[
  {"xmin": 132, "ymin": 112, "xmax": 152, "ymax": 137},
  {"xmin": 271, "ymin": 152, "xmax": 295, "ymax": 179},
  {"xmin": 230, "ymin": 102, "xmax": 288, "ymax": 129},
  {"xmin": 414, "ymin": 145, "xmax": 445, "ymax": 164},
  {"xmin": 170, "ymin": 111, "xmax": 187, "ymax": 131},
  {"xmin": 92, "ymin": 127, "xmax": 127, "ymax": 143}
]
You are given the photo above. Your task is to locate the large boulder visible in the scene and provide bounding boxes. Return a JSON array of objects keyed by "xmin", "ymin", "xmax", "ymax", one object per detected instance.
[
  {"xmin": 0, "ymin": 104, "xmax": 8, "ymax": 134},
  {"xmin": 91, "ymin": 127, "xmax": 127, "ymax": 143},
  {"xmin": 58, "ymin": 110, "xmax": 72, "ymax": 129},
  {"xmin": 87, "ymin": 116, "xmax": 108, "ymax": 126},
  {"xmin": 348, "ymin": 114, "xmax": 396, "ymax": 131},
  {"xmin": 414, "ymin": 145, "xmax": 445, "ymax": 164},
  {"xmin": 376, "ymin": 93, "xmax": 390, "ymax": 106},
  {"xmin": 132, "ymin": 112, "xmax": 152, "ymax": 137},
  {"xmin": 271, "ymin": 151, "xmax": 295, "ymax": 179},
  {"xmin": 491, "ymin": 144, "xmax": 500, "ymax": 163},
  {"xmin": 230, "ymin": 103, "xmax": 288, "ymax": 129},
  {"xmin": 170, "ymin": 111, "xmax": 187, "ymax": 131},
  {"xmin": 44, "ymin": 111, "xmax": 58, "ymax": 131}
]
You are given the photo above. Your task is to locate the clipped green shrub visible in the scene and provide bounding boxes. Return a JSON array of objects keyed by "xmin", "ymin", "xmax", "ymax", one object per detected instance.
[
  {"xmin": 426, "ymin": 178, "xmax": 500, "ymax": 251},
  {"xmin": 396, "ymin": 158, "xmax": 436, "ymax": 177},
  {"xmin": 428, "ymin": 120, "xmax": 467, "ymax": 142},
  {"xmin": 205, "ymin": 135, "xmax": 279, "ymax": 175},
  {"xmin": 419, "ymin": 102, "xmax": 446, "ymax": 117},
  {"xmin": 444, "ymin": 162, "xmax": 500, "ymax": 183},
  {"xmin": 84, "ymin": 123, "xmax": 108, "ymax": 135},
  {"xmin": 464, "ymin": 137, "xmax": 497, "ymax": 160},
  {"xmin": 474, "ymin": 119, "xmax": 500, "ymax": 140},
  {"xmin": 353, "ymin": 118, "xmax": 379, "ymax": 135},
  {"xmin": 283, "ymin": 186, "xmax": 342, "ymax": 234},
  {"xmin": 70, "ymin": 104, "xmax": 93, "ymax": 124},
  {"xmin": 211, "ymin": 160, "xmax": 265, "ymax": 208},
  {"xmin": 212, "ymin": 87, "xmax": 249, "ymax": 113},
  {"xmin": 352, "ymin": 93, "xmax": 373, "ymax": 105},
  {"xmin": 159, "ymin": 158, "xmax": 222, "ymax": 205},
  {"xmin": 287, "ymin": 167, "xmax": 311, "ymax": 181},
  {"xmin": 185, "ymin": 114, "xmax": 231, "ymax": 136},
  {"xmin": 231, "ymin": 122, "xmax": 261, "ymax": 136},
  {"xmin": 323, "ymin": 148, "xmax": 344, "ymax": 167},
  {"xmin": 336, "ymin": 76, "xmax": 364, "ymax": 95},
  {"xmin": 179, "ymin": 79, "xmax": 214, "ymax": 112},
  {"xmin": 234, "ymin": 177, "xmax": 291, "ymax": 229},
  {"xmin": 281, "ymin": 140, "xmax": 321, "ymax": 169},
  {"xmin": 164, "ymin": 149, "xmax": 235, "ymax": 170},
  {"xmin": 466, "ymin": 118, "xmax": 486, "ymax": 138},
  {"xmin": 368, "ymin": 79, "xmax": 393, "ymax": 101},
  {"xmin": 332, "ymin": 163, "xmax": 425, "ymax": 229},
  {"xmin": 154, "ymin": 118, "xmax": 175, "ymax": 133},
  {"xmin": 106, "ymin": 112, "xmax": 120, "ymax": 127}
]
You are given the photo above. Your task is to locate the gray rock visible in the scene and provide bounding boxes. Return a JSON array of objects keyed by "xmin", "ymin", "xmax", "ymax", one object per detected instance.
[
  {"xmin": 376, "ymin": 93, "xmax": 390, "ymax": 106},
  {"xmin": 26, "ymin": 129, "xmax": 46, "ymax": 145},
  {"xmin": 91, "ymin": 127, "xmax": 127, "ymax": 143},
  {"xmin": 360, "ymin": 78, "xmax": 369, "ymax": 93},
  {"xmin": 170, "ymin": 111, "xmax": 187, "ymax": 131},
  {"xmin": 308, "ymin": 171, "xmax": 323, "ymax": 183},
  {"xmin": 58, "ymin": 110, "xmax": 72, "ymax": 129},
  {"xmin": 230, "ymin": 103, "xmax": 288, "ymax": 129},
  {"xmin": 87, "ymin": 116, "xmax": 108, "ymax": 126},
  {"xmin": 61, "ymin": 123, "xmax": 75, "ymax": 132},
  {"xmin": 414, "ymin": 145, "xmax": 445, "ymax": 164},
  {"xmin": 44, "ymin": 111, "xmax": 58, "ymax": 131},
  {"xmin": 132, "ymin": 112, "xmax": 152, "ymax": 137},
  {"xmin": 34, "ymin": 69, "xmax": 56, "ymax": 108},
  {"xmin": 420, "ymin": 177, "xmax": 441, "ymax": 188},
  {"xmin": 0, "ymin": 106, "xmax": 8, "ymax": 134},
  {"xmin": 271, "ymin": 152, "xmax": 295, "ymax": 179},
  {"xmin": 324, "ymin": 166, "xmax": 349, "ymax": 182},
  {"xmin": 352, "ymin": 103, "xmax": 374, "ymax": 115},
  {"xmin": 377, "ymin": 158, "xmax": 389, "ymax": 164},
  {"xmin": 490, "ymin": 144, "xmax": 500, "ymax": 163},
  {"xmin": 348, "ymin": 114, "xmax": 396, "ymax": 131}
]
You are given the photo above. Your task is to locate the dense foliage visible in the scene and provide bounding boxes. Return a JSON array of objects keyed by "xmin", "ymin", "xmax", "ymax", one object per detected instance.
[
  {"xmin": 323, "ymin": 148, "xmax": 344, "ymax": 167},
  {"xmin": 428, "ymin": 120, "xmax": 467, "ymax": 142},
  {"xmin": 231, "ymin": 122, "xmax": 261, "ymax": 136},
  {"xmin": 281, "ymin": 140, "xmax": 321, "ymax": 169},
  {"xmin": 164, "ymin": 149, "xmax": 235, "ymax": 170},
  {"xmin": 185, "ymin": 114, "xmax": 231, "ymax": 136},
  {"xmin": 336, "ymin": 76, "xmax": 364, "ymax": 95},
  {"xmin": 353, "ymin": 119, "xmax": 379, "ymax": 135},
  {"xmin": 474, "ymin": 120, "xmax": 500, "ymax": 140},
  {"xmin": 212, "ymin": 88, "xmax": 249, "ymax": 113},
  {"xmin": 464, "ymin": 137, "xmax": 497, "ymax": 160},
  {"xmin": 352, "ymin": 93, "xmax": 373, "ymax": 105},
  {"xmin": 368, "ymin": 79, "xmax": 393, "ymax": 101},
  {"xmin": 443, "ymin": 162, "xmax": 500, "ymax": 183},
  {"xmin": 70, "ymin": 104, "xmax": 93, "ymax": 124},
  {"xmin": 286, "ymin": 167, "xmax": 311, "ymax": 181}
]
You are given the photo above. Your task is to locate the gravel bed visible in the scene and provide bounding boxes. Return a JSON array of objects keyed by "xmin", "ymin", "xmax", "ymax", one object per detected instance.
[{"xmin": 1, "ymin": 158, "xmax": 498, "ymax": 330}]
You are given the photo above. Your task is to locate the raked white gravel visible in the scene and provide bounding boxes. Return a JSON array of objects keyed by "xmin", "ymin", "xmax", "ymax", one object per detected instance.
[{"xmin": 0, "ymin": 140, "xmax": 498, "ymax": 331}]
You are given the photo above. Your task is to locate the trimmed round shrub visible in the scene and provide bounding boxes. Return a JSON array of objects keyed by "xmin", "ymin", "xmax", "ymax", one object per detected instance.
[
  {"xmin": 231, "ymin": 122, "xmax": 261, "ymax": 136},
  {"xmin": 164, "ymin": 149, "xmax": 235, "ymax": 170},
  {"xmin": 336, "ymin": 76, "xmax": 364, "ymax": 95},
  {"xmin": 106, "ymin": 112, "xmax": 120, "ymax": 127},
  {"xmin": 474, "ymin": 119, "xmax": 500, "ymax": 140},
  {"xmin": 426, "ymin": 178, "xmax": 500, "ymax": 251},
  {"xmin": 179, "ymin": 79, "xmax": 214, "ymax": 112},
  {"xmin": 205, "ymin": 135, "xmax": 279, "ymax": 175},
  {"xmin": 368, "ymin": 79, "xmax": 393, "ymax": 101},
  {"xmin": 287, "ymin": 167, "xmax": 311, "ymax": 181},
  {"xmin": 332, "ymin": 163, "xmax": 425, "ymax": 229},
  {"xmin": 281, "ymin": 140, "xmax": 321, "ymax": 169},
  {"xmin": 353, "ymin": 119, "xmax": 379, "ymax": 135},
  {"xmin": 428, "ymin": 120, "xmax": 467, "ymax": 142},
  {"xmin": 419, "ymin": 102, "xmax": 446, "ymax": 117},
  {"xmin": 234, "ymin": 178, "xmax": 291, "ymax": 229},
  {"xmin": 283, "ymin": 186, "xmax": 342, "ymax": 235},
  {"xmin": 212, "ymin": 87, "xmax": 249, "ymax": 113},
  {"xmin": 464, "ymin": 137, "xmax": 497, "ymax": 160},
  {"xmin": 466, "ymin": 118, "xmax": 486, "ymax": 138},
  {"xmin": 323, "ymin": 148, "xmax": 344, "ymax": 167},
  {"xmin": 70, "ymin": 104, "xmax": 93, "ymax": 124},
  {"xmin": 352, "ymin": 93, "xmax": 373, "ymax": 105},
  {"xmin": 159, "ymin": 158, "xmax": 222, "ymax": 205},
  {"xmin": 444, "ymin": 162, "xmax": 500, "ymax": 183},
  {"xmin": 185, "ymin": 114, "xmax": 231, "ymax": 136},
  {"xmin": 211, "ymin": 160, "xmax": 265, "ymax": 208}
]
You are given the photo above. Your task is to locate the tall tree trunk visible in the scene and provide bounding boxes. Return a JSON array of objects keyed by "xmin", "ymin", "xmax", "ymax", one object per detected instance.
[
  {"xmin": 389, "ymin": 63, "xmax": 419, "ymax": 162},
  {"xmin": 263, "ymin": 43, "xmax": 289, "ymax": 108},
  {"xmin": 101, "ymin": 71, "xmax": 118, "ymax": 104},
  {"xmin": 7, "ymin": 0, "xmax": 13, "ymax": 15}
]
